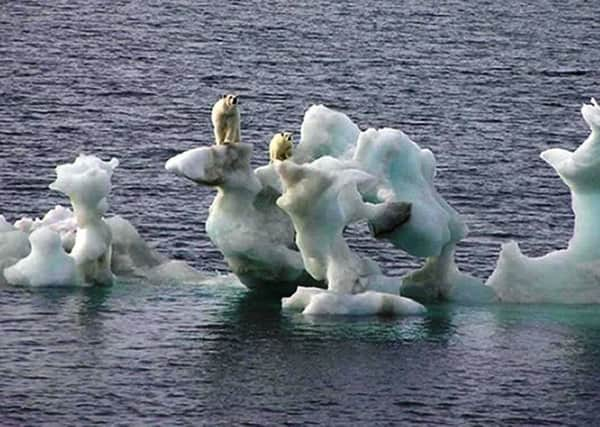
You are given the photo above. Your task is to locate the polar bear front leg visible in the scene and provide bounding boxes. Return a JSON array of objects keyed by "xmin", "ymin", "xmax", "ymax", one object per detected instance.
[
  {"xmin": 214, "ymin": 123, "xmax": 227, "ymax": 145},
  {"xmin": 223, "ymin": 119, "xmax": 240, "ymax": 144},
  {"xmin": 231, "ymin": 123, "xmax": 240, "ymax": 144}
]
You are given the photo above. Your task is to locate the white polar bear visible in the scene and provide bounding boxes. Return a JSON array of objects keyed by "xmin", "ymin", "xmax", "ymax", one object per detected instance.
[
  {"xmin": 269, "ymin": 132, "xmax": 293, "ymax": 162},
  {"xmin": 211, "ymin": 94, "xmax": 241, "ymax": 145}
]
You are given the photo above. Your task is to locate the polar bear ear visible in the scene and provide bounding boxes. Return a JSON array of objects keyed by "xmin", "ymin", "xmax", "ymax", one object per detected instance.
[{"xmin": 221, "ymin": 94, "xmax": 227, "ymax": 99}]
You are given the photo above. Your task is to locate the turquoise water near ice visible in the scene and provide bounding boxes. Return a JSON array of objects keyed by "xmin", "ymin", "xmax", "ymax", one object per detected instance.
[
  {"xmin": 2, "ymin": 280, "xmax": 600, "ymax": 425},
  {"xmin": 1, "ymin": 0, "xmax": 600, "ymax": 424}
]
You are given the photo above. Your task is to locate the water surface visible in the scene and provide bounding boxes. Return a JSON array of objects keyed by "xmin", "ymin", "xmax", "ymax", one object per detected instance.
[{"xmin": 1, "ymin": 0, "xmax": 599, "ymax": 425}]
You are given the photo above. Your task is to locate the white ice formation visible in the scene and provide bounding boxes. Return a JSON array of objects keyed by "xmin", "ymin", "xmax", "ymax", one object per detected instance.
[
  {"xmin": 4, "ymin": 227, "xmax": 81, "ymax": 287},
  {"xmin": 353, "ymin": 127, "xmax": 495, "ymax": 303},
  {"xmin": 2, "ymin": 155, "xmax": 203, "ymax": 287},
  {"xmin": 14, "ymin": 205, "xmax": 77, "ymax": 251},
  {"xmin": 0, "ymin": 215, "xmax": 31, "ymax": 286},
  {"xmin": 487, "ymin": 98, "xmax": 600, "ymax": 303},
  {"xmin": 274, "ymin": 159, "xmax": 410, "ymax": 294},
  {"xmin": 278, "ymin": 106, "xmax": 493, "ymax": 313},
  {"xmin": 47, "ymin": 154, "xmax": 119, "ymax": 286},
  {"xmin": 282, "ymin": 287, "xmax": 426, "ymax": 316},
  {"xmin": 166, "ymin": 143, "xmax": 321, "ymax": 296},
  {"xmin": 5, "ymin": 98, "xmax": 600, "ymax": 307},
  {"xmin": 3, "ymin": 155, "xmax": 117, "ymax": 287},
  {"xmin": 167, "ymin": 104, "xmax": 492, "ymax": 313},
  {"xmin": 275, "ymin": 157, "xmax": 426, "ymax": 316}
]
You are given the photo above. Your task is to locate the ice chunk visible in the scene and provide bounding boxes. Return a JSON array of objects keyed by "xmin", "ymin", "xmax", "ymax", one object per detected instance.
[
  {"xmin": 167, "ymin": 105, "xmax": 487, "ymax": 303},
  {"xmin": 4, "ymin": 227, "xmax": 81, "ymax": 287},
  {"xmin": 354, "ymin": 128, "xmax": 467, "ymax": 257},
  {"xmin": 4, "ymin": 205, "xmax": 202, "ymax": 285},
  {"xmin": 166, "ymin": 143, "xmax": 321, "ymax": 296},
  {"xmin": 275, "ymin": 159, "xmax": 410, "ymax": 294},
  {"xmin": 0, "ymin": 216, "xmax": 31, "ymax": 286},
  {"xmin": 488, "ymin": 99, "xmax": 600, "ymax": 303},
  {"xmin": 49, "ymin": 154, "xmax": 118, "ymax": 286},
  {"xmin": 293, "ymin": 104, "xmax": 360, "ymax": 163},
  {"xmin": 283, "ymin": 287, "xmax": 426, "ymax": 316},
  {"xmin": 292, "ymin": 106, "xmax": 488, "ymax": 303},
  {"xmin": 14, "ymin": 205, "xmax": 77, "ymax": 251},
  {"xmin": 275, "ymin": 149, "xmax": 426, "ymax": 316}
]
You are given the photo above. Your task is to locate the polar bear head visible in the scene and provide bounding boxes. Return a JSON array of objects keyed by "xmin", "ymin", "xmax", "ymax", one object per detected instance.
[{"xmin": 221, "ymin": 94, "xmax": 239, "ymax": 110}]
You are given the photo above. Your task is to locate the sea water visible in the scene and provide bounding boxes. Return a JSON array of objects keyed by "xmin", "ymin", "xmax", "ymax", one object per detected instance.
[{"xmin": 1, "ymin": 0, "xmax": 599, "ymax": 424}]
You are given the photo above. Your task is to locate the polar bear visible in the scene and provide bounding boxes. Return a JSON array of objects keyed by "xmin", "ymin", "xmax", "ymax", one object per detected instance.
[
  {"xmin": 211, "ymin": 94, "xmax": 241, "ymax": 145},
  {"xmin": 269, "ymin": 132, "xmax": 294, "ymax": 162}
]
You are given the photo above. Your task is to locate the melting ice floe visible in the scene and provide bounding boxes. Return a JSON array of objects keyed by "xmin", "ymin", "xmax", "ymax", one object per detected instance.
[
  {"xmin": 48, "ymin": 155, "xmax": 118, "ymax": 286},
  {"xmin": 167, "ymin": 104, "xmax": 495, "ymax": 314},
  {"xmin": 1, "ymin": 155, "xmax": 204, "ymax": 287},
  {"xmin": 487, "ymin": 99, "xmax": 600, "ymax": 303},
  {"xmin": 4, "ymin": 227, "xmax": 81, "ymax": 287},
  {"xmin": 6, "ymin": 99, "xmax": 600, "ymax": 311},
  {"xmin": 0, "ymin": 215, "xmax": 32, "ymax": 285},
  {"xmin": 166, "ymin": 143, "xmax": 321, "ymax": 297},
  {"xmin": 278, "ymin": 107, "xmax": 496, "ymax": 313},
  {"xmin": 282, "ymin": 287, "xmax": 426, "ymax": 316}
]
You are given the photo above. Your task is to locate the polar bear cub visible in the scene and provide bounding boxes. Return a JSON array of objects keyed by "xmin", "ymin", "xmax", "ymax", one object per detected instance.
[
  {"xmin": 269, "ymin": 132, "xmax": 294, "ymax": 162},
  {"xmin": 211, "ymin": 94, "xmax": 241, "ymax": 145}
]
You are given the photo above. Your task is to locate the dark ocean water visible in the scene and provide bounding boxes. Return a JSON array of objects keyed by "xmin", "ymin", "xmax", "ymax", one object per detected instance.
[{"xmin": 1, "ymin": 0, "xmax": 599, "ymax": 425}]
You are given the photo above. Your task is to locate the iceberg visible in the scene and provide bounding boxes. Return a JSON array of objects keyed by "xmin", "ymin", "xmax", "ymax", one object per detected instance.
[
  {"xmin": 166, "ymin": 103, "xmax": 490, "ymax": 311},
  {"xmin": 352, "ymin": 127, "xmax": 495, "ymax": 303},
  {"xmin": 4, "ymin": 227, "xmax": 81, "ymax": 287},
  {"xmin": 275, "ymin": 158, "xmax": 425, "ymax": 316},
  {"xmin": 274, "ymin": 159, "xmax": 410, "ymax": 294},
  {"xmin": 4, "ymin": 97, "xmax": 600, "ymax": 307},
  {"xmin": 48, "ymin": 154, "xmax": 119, "ymax": 286},
  {"xmin": 4, "ymin": 155, "xmax": 117, "ymax": 287},
  {"xmin": 166, "ymin": 143, "xmax": 322, "ymax": 296},
  {"xmin": 487, "ymin": 98, "xmax": 600, "ymax": 303},
  {"xmin": 0, "ymin": 215, "xmax": 31, "ymax": 286},
  {"xmin": 278, "ymin": 106, "xmax": 492, "ymax": 313},
  {"xmin": 3, "ymin": 155, "xmax": 204, "ymax": 287}
]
